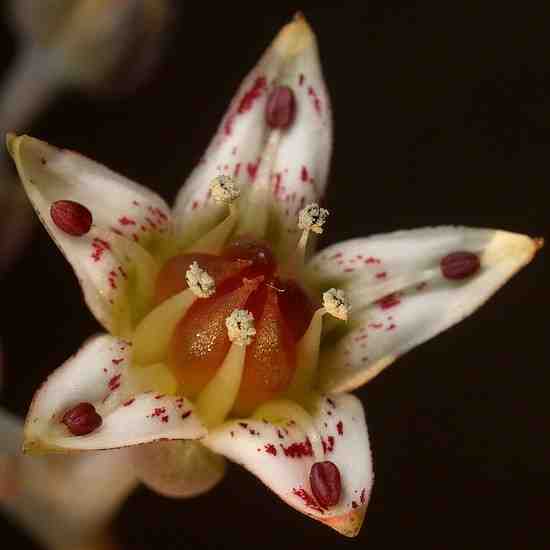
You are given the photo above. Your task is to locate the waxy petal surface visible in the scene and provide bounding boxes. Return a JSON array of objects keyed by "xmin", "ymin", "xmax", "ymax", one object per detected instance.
[
  {"xmin": 306, "ymin": 227, "xmax": 540, "ymax": 393},
  {"xmin": 174, "ymin": 15, "xmax": 332, "ymax": 254},
  {"xmin": 8, "ymin": 135, "xmax": 171, "ymax": 334},
  {"xmin": 203, "ymin": 393, "xmax": 372, "ymax": 537},
  {"xmin": 24, "ymin": 334, "xmax": 206, "ymax": 452}
]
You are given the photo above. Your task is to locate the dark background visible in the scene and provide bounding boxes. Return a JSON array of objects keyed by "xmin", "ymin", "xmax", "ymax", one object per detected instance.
[{"xmin": 1, "ymin": 3, "xmax": 548, "ymax": 549}]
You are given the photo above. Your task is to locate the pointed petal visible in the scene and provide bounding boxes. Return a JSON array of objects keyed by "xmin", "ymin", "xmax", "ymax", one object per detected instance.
[
  {"xmin": 174, "ymin": 15, "xmax": 332, "ymax": 253},
  {"xmin": 130, "ymin": 440, "xmax": 226, "ymax": 498},
  {"xmin": 203, "ymin": 393, "xmax": 373, "ymax": 537},
  {"xmin": 24, "ymin": 334, "xmax": 206, "ymax": 452},
  {"xmin": 7, "ymin": 135, "xmax": 171, "ymax": 333},
  {"xmin": 306, "ymin": 227, "xmax": 541, "ymax": 393}
]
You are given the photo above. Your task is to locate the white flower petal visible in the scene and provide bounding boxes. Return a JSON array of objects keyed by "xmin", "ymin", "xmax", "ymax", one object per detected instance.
[
  {"xmin": 8, "ymin": 135, "xmax": 171, "ymax": 333},
  {"xmin": 24, "ymin": 334, "xmax": 206, "ymax": 452},
  {"xmin": 306, "ymin": 227, "xmax": 541, "ymax": 393},
  {"xmin": 173, "ymin": 15, "xmax": 331, "ymax": 253},
  {"xmin": 203, "ymin": 393, "xmax": 373, "ymax": 537}
]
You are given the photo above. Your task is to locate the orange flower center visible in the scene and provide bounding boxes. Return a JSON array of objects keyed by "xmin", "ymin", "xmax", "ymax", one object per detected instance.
[{"xmin": 154, "ymin": 237, "xmax": 316, "ymax": 416}]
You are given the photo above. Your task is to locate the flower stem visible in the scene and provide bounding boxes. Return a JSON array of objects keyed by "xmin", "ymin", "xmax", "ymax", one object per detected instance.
[{"xmin": 1, "ymin": 407, "xmax": 139, "ymax": 550}]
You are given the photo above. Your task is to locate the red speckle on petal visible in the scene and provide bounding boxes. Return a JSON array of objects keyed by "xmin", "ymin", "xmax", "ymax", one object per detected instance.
[
  {"xmin": 377, "ymin": 293, "xmax": 401, "ymax": 310},
  {"xmin": 108, "ymin": 374, "xmax": 121, "ymax": 391},
  {"xmin": 91, "ymin": 238, "xmax": 111, "ymax": 262},
  {"xmin": 112, "ymin": 358, "xmax": 123, "ymax": 365},
  {"xmin": 123, "ymin": 398, "xmax": 135, "ymax": 407},
  {"xmin": 62, "ymin": 402, "xmax": 102, "ymax": 436},
  {"xmin": 247, "ymin": 161, "xmax": 259, "ymax": 180},
  {"xmin": 301, "ymin": 166, "xmax": 309, "ymax": 182},
  {"xmin": 181, "ymin": 410, "xmax": 192, "ymax": 420},
  {"xmin": 293, "ymin": 487, "xmax": 325, "ymax": 513},
  {"xmin": 51, "ymin": 200, "xmax": 92, "ymax": 236},
  {"xmin": 376, "ymin": 271, "xmax": 387, "ymax": 279},
  {"xmin": 118, "ymin": 216, "xmax": 136, "ymax": 226},
  {"xmin": 280, "ymin": 439, "xmax": 313, "ymax": 458},
  {"xmin": 238, "ymin": 76, "xmax": 267, "ymax": 114},
  {"xmin": 309, "ymin": 461, "xmax": 341, "ymax": 508},
  {"xmin": 336, "ymin": 421, "xmax": 344, "ymax": 435},
  {"xmin": 307, "ymin": 86, "xmax": 322, "ymax": 114},
  {"xmin": 265, "ymin": 444, "xmax": 277, "ymax": 456},
  {"xmin": 299, "ymin": 73, "xmax": 305, "ymax": 86}
]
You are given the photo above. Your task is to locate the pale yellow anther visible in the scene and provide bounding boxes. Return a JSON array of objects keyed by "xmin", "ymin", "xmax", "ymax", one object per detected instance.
[
  {"xmin": 210, "ymin": 175, "xmax": 241, "ymax": 205},
  {"xmin": 323, "ymin": 288, "xmax": 350, "ymax": 321},
  {"xmin": 225, "ymin": 309, "xmax": 256, "ymax": 346},
  {"xmin": 185, "ymin": 261, "xmax": 215, "ymax": 298},
  {"xmin": 298, "ymin": 203, "xmax": 329, "ymax": 235}
]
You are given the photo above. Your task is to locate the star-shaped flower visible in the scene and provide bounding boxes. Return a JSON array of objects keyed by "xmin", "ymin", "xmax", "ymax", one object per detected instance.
[{"xmin": 6, "ymin": 15, "xmax": 540, "ymax": 537}]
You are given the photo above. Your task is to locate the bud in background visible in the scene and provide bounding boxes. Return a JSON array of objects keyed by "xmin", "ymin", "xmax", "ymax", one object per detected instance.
[{"xmin": 1, "ymin": 0, "xmax": 174, "ymax": 136}]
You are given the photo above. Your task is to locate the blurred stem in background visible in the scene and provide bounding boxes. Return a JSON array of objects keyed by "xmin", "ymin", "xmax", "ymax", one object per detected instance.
[
  {"xmin": 1, "ymin": 408, "xmax": 138, "ymax": 550},
  {"xmin": 0, "ymin": 1, "xmax": 175, "ymax": 548}
]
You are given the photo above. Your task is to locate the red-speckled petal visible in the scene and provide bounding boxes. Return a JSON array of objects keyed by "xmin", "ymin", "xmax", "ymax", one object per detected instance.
[
  {"xmin": 7, "ymin": 135, "xmax": 171, "ymax": 334},
  {"xmin": 23, "ymin": 334, "xmax": 206, "ymax": 452},
  {"xmin": 305, "ymin": 226, "xmax": 541, "ymax": 393},
  {"xmin": 203, "ymin": 393, "xmax": 372, "ymax": 537},
  {"xmin": 173, "ymin": 15, "xmax": 331, "ymax": 253}
]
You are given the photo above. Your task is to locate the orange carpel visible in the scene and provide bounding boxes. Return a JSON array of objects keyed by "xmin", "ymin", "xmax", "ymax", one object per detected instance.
[
  {"xmin": 155, "ymin": 253, "xmax": 251, "ymax": 304},
  {"xmin": 233, "ymin": 287, "xmax": 297, "ymax": 416},
  {"xmin": 168, "ymin": 277, "xmax": 262, "ymax": 398}
]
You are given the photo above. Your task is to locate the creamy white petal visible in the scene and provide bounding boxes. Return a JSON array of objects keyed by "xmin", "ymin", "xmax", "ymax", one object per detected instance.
[
  {"xmin": 173, "ymin": 15, "xmax": 332, "ymax": 254},
  {"xmin": 203, "ymin": 393, "xmax": 372, "ymax": 537},
  {"xmin": 24, "ymin": 334, "xmax": 206, "ymax": 452},
  {"xmin": 8, "ymin": 135, "xmax": 170, "ymax": 334},
  {"xmin": 306, "ymin": 226, "xmax": 541, "ymax": 393}
]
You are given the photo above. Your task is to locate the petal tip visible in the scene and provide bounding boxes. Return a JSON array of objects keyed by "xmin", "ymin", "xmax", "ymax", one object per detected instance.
[
  {"xmin": 484, "ymin": 230, "xmax": 542, "ymax": 268},
  {"xmin": 322, "ymin": 506, "xmax": 367, "ymax": 537},
  {"xmin": 5, "ymin": 132, "xmax": 20, "ymax": 158},
  {"xmin": 273, "ymin": 14, "xmax": 316, "ymax": 57}
]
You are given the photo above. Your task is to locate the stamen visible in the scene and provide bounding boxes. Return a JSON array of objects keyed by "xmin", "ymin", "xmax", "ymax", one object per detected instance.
[
  {"xmin": 310, "ymin": 461, "xmax": 342, "ymax": 508},
  {"xmin": 298, "ymin": 203, "xmax": 329, "ymax": 235},
  {"xmin": 266, "ymin": 85, "xmax": 296, "ymax": 129},
  {"xmin": 196, "ymin": 309, "xmax": 255, "ymax": 427},
  {"xmin": 225, "ymin": 309, "xmax": 256, "ymax": 347},
  {"xmin": 50, "ymin": 200, "xmax": 92, "ymax": 236},
  {"xmin": 287, "ymin": 289, "xmax": 349, "ymax": 399},
  {"xmin": 283, "ymin": 203, "xmax": 330, "ymax": 276},
  {"xmin": 132, "ymin": 288, "xmax": 196, "ymax": 366},
  {"xmin": 210, "ymin": 175, "xmax": 241, "ymax": 206},
  {"xmin": 61, "ymin": 402, "xmax": 102, "ymax": 436},
  {"xmin": 441, "ymin": 251, "xmax": 480, "ymax": 280},
  {"xmin": 322, "ymin": 288, "xmax": 350, "ymax": 321},
  {"xmin": 185, "ymin": 177, "xmax": 241, "ymax": 254},
  {"xmin": 185, "ymin": 261, "xmax": 216, "ymax": 298}
]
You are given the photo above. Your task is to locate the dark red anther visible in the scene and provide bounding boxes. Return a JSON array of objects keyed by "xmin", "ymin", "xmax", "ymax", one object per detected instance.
[
  {"xmin": 266, "ymin": 86, "xmax": 296, "ymax": 129},
  {"xmin": 62, "ymin": 402, "xmax": 102, "ymax": 436},
  {"xmin": 440, "ymin": 251, "xmax": 480, "ymax": 280},
  {"xmin": 309, "ymin": 461, "xmax": 342, "ymax": 508},
  {"xmin": 51, "ymin": 200, "xmax": 92, "ymax": 236}
]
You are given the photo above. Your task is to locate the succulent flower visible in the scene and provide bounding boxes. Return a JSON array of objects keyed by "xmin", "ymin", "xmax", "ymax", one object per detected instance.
[{"xmin": 6, "ymin": 15, "xmax": 540, "ymax": 538}]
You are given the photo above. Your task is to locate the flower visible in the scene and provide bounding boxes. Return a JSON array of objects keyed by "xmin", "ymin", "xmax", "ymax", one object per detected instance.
[{"xmin": 6, "ymin": 15, "xmax": 540, "ymax": 538}]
